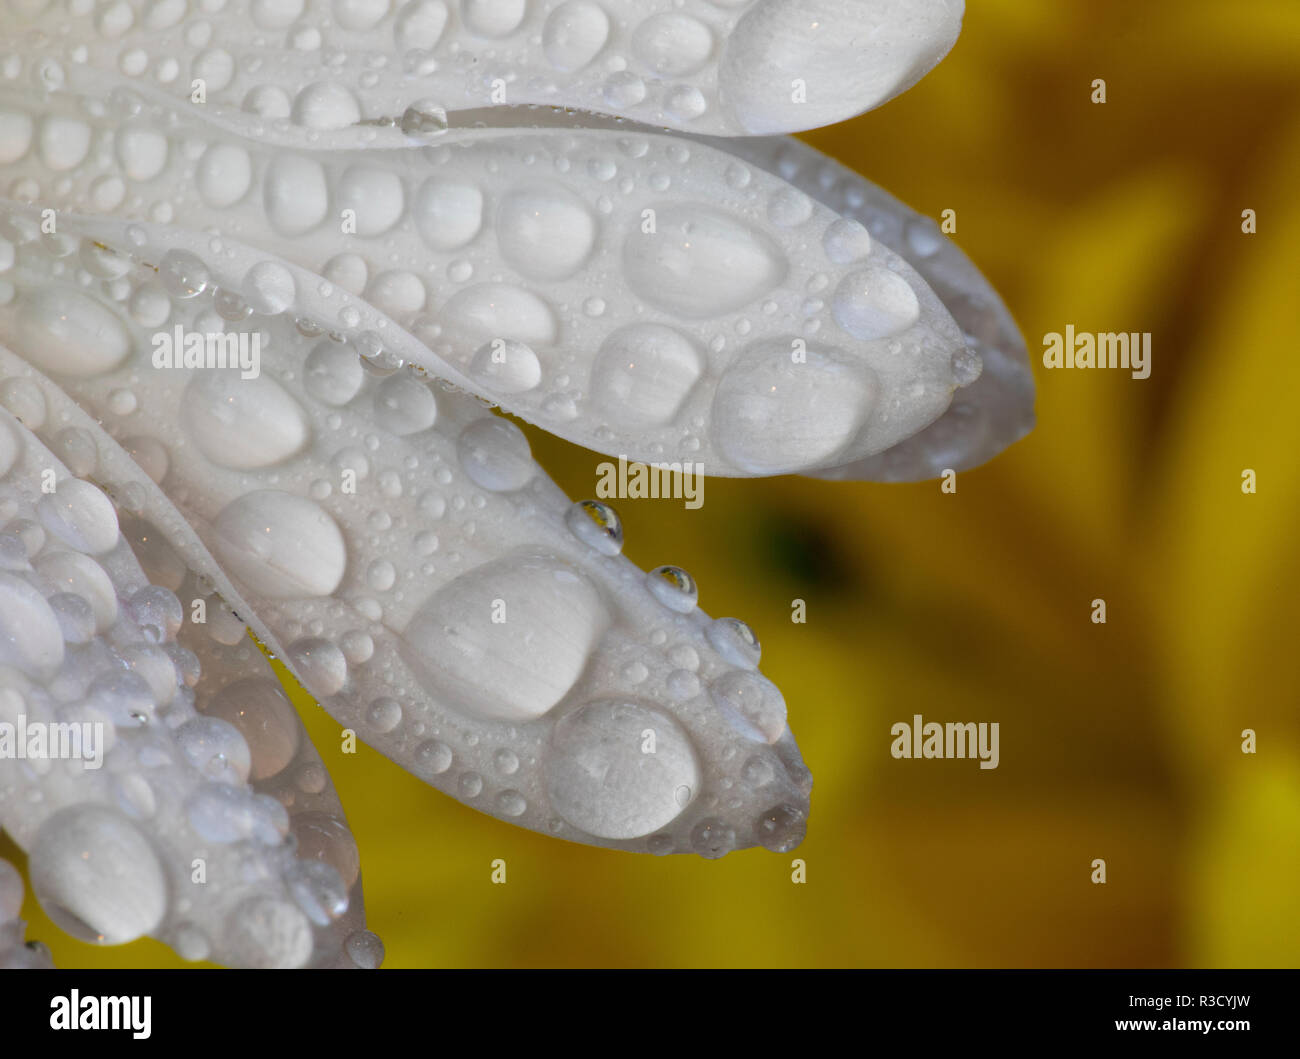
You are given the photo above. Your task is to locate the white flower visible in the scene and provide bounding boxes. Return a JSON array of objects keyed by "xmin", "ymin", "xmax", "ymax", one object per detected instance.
[{"xmin": 0, "ymin": 0, "xmax": 1030, "ymax": 967}]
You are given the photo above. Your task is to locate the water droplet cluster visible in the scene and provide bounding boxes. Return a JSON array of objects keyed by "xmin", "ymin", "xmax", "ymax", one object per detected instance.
[
  {"xmin": 0, "ymin": 206, "xmax": 812, "ymax": 860},
  {"xmin": 0, "ymin": 402, "xmax": 375, "ymax": 966},
  {"xmin": 2, "ymin": 0, "xmax": 962, "ymax": 138}
]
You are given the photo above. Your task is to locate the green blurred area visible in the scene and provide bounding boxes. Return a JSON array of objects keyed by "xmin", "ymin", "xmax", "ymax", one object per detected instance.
[{"xmin": 13, "ymin": 0, "xmax": 1300, "ymax": 967}]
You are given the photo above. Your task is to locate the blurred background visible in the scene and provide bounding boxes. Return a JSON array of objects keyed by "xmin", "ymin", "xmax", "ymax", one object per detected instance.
[{"xmin": 9, "ymin": 0, "xmax": 1300, "ymax": 967}]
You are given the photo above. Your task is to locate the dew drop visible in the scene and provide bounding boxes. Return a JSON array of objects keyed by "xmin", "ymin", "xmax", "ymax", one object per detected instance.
[
  {"xmin": 402, "ymin": 553, "xmax": 607, "ymax": 723},
  {"xmin": 564, "ymin": 498, "xmax": 623, "ymax": 556},
  {"xmin": 546, "ymin": 700, "xmax": 699, "ymax": 839},
  {"xmin": 706, "ymin": 616, "xmax": 761, "ymax": 669},
  {"xmin": 645, "ymin": 565, "xmax": 698, "ymax": 613}
]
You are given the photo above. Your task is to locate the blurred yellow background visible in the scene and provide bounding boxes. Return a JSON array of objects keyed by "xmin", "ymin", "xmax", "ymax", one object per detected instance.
[{"xmin": 9, "ymin": 0, "xmax": 1300, "ymax": 968}]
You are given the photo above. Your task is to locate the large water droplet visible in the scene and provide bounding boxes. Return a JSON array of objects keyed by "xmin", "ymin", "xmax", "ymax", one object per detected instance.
[
  {"xmin": 623, "ymin": 205, "xmax": 786, "ymax": 318},
  {"xmin": 177, "ymin": 715, "xmax": 252, "ymax": 784},
  {"xmin": 37, "ymin": 479, "xmax": 120, "ymax": 554},
  {"xmin": 159, "ymin": 249, "xmax": 211, "ymax": 299},
  {"xmin": 29, "ymin": 806, "xmax": 167, "ymax": 945},
  {"xmin": 0, "ymin": 572, "xmax": 65, "ymax": 677},
  {"xmin": 403, "ymin": 553, "xmax": 608, "ymax": 723},
  {"xmin": 453, "ymin": 417, "xmax": 533, "ymax": 495},
  {"xmin": 263, "ymin": 154, "xmax": 329, "ymax": 236},
  {"xmin": 831, "ymin": 266, "xmax": 921, "ymax": 340},
  {"xmin": 211, "ymin": 490, "xmax": 347, "ymax": 599},
  {"xmin": 182, "ymin": 372, "xmax": 310, "ymax": 469},
  {"xmin": 546, "ymin": 700, "xmax": 699, "ymax": 839},
  {"xmin": 589, "ymin": 324, "xmax": 702, "ymax": 428},
  {"xmin": 542, "ymin": 0, "xmax": 610, "ymax": 71},
  {"xmin": 16, "ymin": 287, "xmax": 131, "ymax": 377},
  {"xmin": 469, "ymin": 338, "xmax": 542, "ymax": 394},
  {"xmin": 304, "ymin": 339, "xmax": 365, "ymax": 405},
  {"xmin": 413, "ymin": 177, "xmax": 483, "ymax": 250},
  {"xmin": 374, "ymin": 373, "xmax": 437, "ymax": 435},
  {"xmin": 631, "ymin": 12, "xmax": 714, "ymax": 76},
  {"xmin": 440, "ymin": 283, "xmax": 557, "ymax": 346},
  {"xmin": 711, "ymin": 339, "xmax": 876, "ymax": 473},
  {"xmin": 496, "ymin": 185, "xmax": 597, "ymax": 281},
  {"xmin": 461, "ymin": 0, "xmax": 525, "ymax": 38},
  {"xmin": 206, "ymin": 677, "xmax": 301, "ymax": 780},
  {"xmin": 286, "ymin": 637, "xmax": 348, "ymax": 698}
]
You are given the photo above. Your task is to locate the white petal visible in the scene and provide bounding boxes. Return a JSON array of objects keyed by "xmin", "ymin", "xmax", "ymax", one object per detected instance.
[
  {"xmin": 0, "ymin": 206, "xmax": 812, "ymax": 856},
  {"xmin": 0, "ymin": 87, "xmax": 971, "ymax": 475},
  {"xmin": 709, "ymin": 135, "xmax": 1037, "ymax": 480},
  {"xmin": 1, "ymin": 0, "xmax": 963, "ymax": 137},
  {"xmin": 0, "ymin": 404, "xmax": 372, "ymax": 967}
]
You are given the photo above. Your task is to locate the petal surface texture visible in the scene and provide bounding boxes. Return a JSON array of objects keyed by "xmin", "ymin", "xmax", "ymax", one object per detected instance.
[
  {"xmin": 1, "ymin": 0, "xmax": 963, "ymax": 137},
  {"xmin": 0, "ymin": 84, "xmax": 986, "ymax": 476},
  {"xmin": 0, "ymin": 205, "xmax": 813, "ymax": 858},
  {"xmin": 0, "ymin": 400, "xmax": 375, "ymax": 966}
]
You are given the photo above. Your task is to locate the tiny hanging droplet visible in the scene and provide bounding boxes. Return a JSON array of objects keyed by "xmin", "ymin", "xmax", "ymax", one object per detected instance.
[{"xmin": 564, "ymin": 499, "xmax": 624, "ymax": 556}]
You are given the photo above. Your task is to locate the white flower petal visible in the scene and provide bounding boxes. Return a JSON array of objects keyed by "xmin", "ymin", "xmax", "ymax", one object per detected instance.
[
  {"xmin": 0, "ymin": 402, "xmax": 372, "ymax": 967},
  {"xmin": 1, "ymin": 0, "xmax": 963, "ymax": 137},
  {"xmin": 0, "ymin": 206, "xmax": 812, "ymax": 857},
  {"xmin": 0, "ymin": 86, "xmax": 973, "ymax": 475}
]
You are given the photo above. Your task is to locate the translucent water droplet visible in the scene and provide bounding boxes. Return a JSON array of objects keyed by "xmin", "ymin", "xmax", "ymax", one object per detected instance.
[
  {"xmin": 645, "ymin": 565, "xmax": 698, "ymax": 613},
  {"xmin": 495, "ymin": 789, "xmax": 527, "ymax": 817},
  {"xmin": 546, "ymin": 701, "xmax": 700, "ymax": 839},
  {"xmin": 366, "ymin": 697, "xmax": 402, "ymax": 733},
  {"xmin": 469, "ymin": 338, "xmax": 542, "ymax": 394},
  {"xmin": 822, "ymin": 218, "xmax": 872, "ymax": 264},
  {"xmin": 345, "ymin": 929, "xmax": 385, "ymax": 969},
  {"xmin": 403, "ymin": 553, "xmax": 607, "ymax": 723},
  {"xmin": 29, "ymin": 806, "xmax": 167, "ymax": 945},
  {"xmin": 711, "ymin": 339, "xmax": 876, "ymax": 474},
  {"xmin": 182, "ymin": 372, "xmax": 311, "ymax": 470},
  {"xmin": 496, "ymin": 185, "xmax": 597, "ymax": 280},
  {"xmin": 623, "ymin": 204, "xmax": 786, "ymax": 319},
  {"xmin": 0, "ymin": 572, "xmax": 65, "ymax": 677},
  {"xmin": 225, "ymin": 897, "xmax": 312, "ymax": 969},
  {"xmin": 286, "ymin": 859, "xmax": 348, "ymax": 926},
  {"xmin": 399, "ymin": 99, "xmax": 448, "ymax": 140},
  {"xmin": 709, "ymin": 670, "xmax": 787, "ymax": 743},
  {"xmin": 211, "ymin": 490, "xmax": 347, "ymax": 600},
  {"xmin": 951, "ymin": 345, "xmax": 984, "ymax": 387},
  {"xmin": 206, "ymin": 677, "xmax": 302, "ymax": 780},
  {"xmin": 904, "ymin": 215, "xmax": 944, "ymax": 258},
  {"xmin": 456, "ymin": 417, "xmax": 535, "ymax": 492},
  {"xmin": 690, "ymin": 817, "xmax": 735, "ymax": 860},
  {"xmin": 754, "ymin": 803, "xmax": 806, "ymax": 853},
  {"xmin": 291, "ymin": 811, "xmax": 361, "ymax": 889},
  {"xmin": 38, "ymin": 479, "xmax": 120, "ymax": 554},
  {"xmin": 831, "ymin": 266, "xmax": 921, "ymax": 340},
  {"xmin": 542, "ymin": 1, "xmax": 610, "ymax": 72},
  {"xmin": 414, "ymin": 738, "xmax": 453, "ymax": 775},
  {"xmin": 242, "ymin": 260, "xmax": 297, "ymax": 315},
  {"xmin": 286, "ymin": 637, "xmax": 348, "ymax": 698},
  {"xmin": 176, "ymin": 716, "xmax": 252, "ymax": 784},
  {"xmin": 590, "ymin": 324, "xmax": 702, "ymax": 428},
  {"xmin": 158, "ymin": 248, "xmax": 211, "ymax": 299},
  {"xmin": 375, "ymin": 373, "xmax": 437, "ymax": 434},
  {"xmin": 706, "ymin": 616, "xmax": 761, "ymax": 669},
  {"xmin": 564, "ymin": 499, "xmax": 623, "ymax": 556}
]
